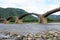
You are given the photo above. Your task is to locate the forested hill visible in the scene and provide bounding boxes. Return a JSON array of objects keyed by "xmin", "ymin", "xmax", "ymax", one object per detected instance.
[{"xmin": 0, "ymin": 7, "xmax": 28, "ymax": 18}]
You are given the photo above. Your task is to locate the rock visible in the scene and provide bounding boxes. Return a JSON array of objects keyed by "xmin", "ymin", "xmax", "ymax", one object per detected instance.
[
  {"xmin": 15, "ymin": 35, "xmax": 25, "ymax": 40},
  {"xmin": 0, "ymin": 34, "xmax": 10, "ymax": 39}
]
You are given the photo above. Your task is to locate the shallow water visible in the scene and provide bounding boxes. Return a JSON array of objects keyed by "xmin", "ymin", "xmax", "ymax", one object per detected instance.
[{"xmin": 0, "ymin": 23, "xmax": 60, "ymax": 34}]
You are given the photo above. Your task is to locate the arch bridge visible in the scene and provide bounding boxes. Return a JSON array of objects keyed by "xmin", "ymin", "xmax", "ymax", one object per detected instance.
[
  {"xmin": 1, "ymin": 7, "xmax": 60, "ymax": 24},
  {"xmin": 3, "ymin": 13, "xmax": 41, "ymax": 24}
]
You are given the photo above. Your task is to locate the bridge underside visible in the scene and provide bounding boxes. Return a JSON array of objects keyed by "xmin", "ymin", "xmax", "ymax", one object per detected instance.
[{"xmin": 19, "ymin": 13, "xmax": 39, "ymax": 19}]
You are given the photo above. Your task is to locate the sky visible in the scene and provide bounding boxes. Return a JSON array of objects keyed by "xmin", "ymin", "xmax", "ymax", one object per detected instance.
[{"xmin": 0, "ymin": 0, "xmax": 60, "ymax": 15}]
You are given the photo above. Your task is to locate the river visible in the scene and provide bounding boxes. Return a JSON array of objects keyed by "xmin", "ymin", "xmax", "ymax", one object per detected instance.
[{"xmin": 0, "ymin": 23, "xmax": 60, "ymax": 34}]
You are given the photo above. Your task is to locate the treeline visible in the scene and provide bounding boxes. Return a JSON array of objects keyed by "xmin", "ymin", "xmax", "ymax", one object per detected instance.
[
  {"xmin": 22, "ymin": 15, "xmax": 38, "ymax": 22},
  {"xmin": 47, "ymin": 18, "xmax": 60, "ymax": 22}
]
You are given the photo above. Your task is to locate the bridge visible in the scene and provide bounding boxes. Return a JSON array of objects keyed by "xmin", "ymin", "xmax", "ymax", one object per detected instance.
[
  {"xmin": 0, "ymin": 7, "xmax": 60, "ymax": 24},
  {"xmin": 3, "ymin": 13, "xmax": 41, "ymax": 24}
]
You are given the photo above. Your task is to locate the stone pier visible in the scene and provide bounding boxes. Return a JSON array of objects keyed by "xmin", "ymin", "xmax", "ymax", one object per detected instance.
[
  {"xmin": 15, "ymin": 16, "xmax": 23, "ymax": 24},
  {"xmin": 4, "ymin": 20, "xmax": 9, "ymax": 24},
  {"xmin": 40, "ymin": 15, "xmax": 47, "ymax": 24},
  {"xmin": 15, "ymin": 19, "xmax": 23, "ymax": 24}
]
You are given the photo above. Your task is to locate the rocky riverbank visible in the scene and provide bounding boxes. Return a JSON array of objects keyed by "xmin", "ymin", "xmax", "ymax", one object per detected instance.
[{"xmin": 0, "ymin": 31, "xmax": 60, "ymax": 40}]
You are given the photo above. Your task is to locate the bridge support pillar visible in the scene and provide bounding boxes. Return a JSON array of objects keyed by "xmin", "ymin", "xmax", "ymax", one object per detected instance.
[
  {"xmin": 4, "ymin": 20, "xmax": 9, "ymax": 24},
  {"xmin": 15, "ymin": 16, "xmax": 23, "ymax": 24},
  {"xmin": 15, "ymin": 18, "xmax": 23, "ymax": 24},
  {"xmin": 40, "ymin": 15, "xmax": 47, "ymax": 24},
  {"xmin": 15, "ymin": 19, "xmax": 23, "ymax": 24}
]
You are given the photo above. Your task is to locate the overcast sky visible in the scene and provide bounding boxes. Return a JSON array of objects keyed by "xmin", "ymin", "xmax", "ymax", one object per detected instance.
[{"xmin": 0, "ymin": 0, "xmax": 60, "ymax": 15}]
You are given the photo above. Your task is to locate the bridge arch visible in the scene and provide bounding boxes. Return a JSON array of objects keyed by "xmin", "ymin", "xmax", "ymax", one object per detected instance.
[
  {"xmin": 41, "ymin": 7, "xmax": 60, "ymax": 24},
  {"xmin": 43, "ymin": 7, "xmax": 60, "ymax": 17},
  {"xmin": 4, "ymin": 16, "xmax": 15, "ymax": 24},
  {"xmin": 18, "ymin": 13, "xmax": 41, "ymax": 23},
  {"xmin": 19, "ymin": 13, "xmax": 40, "ymax": 19},
  {"xmin": 6, "ymin": 16, "xmax": 14, "ymax": 21}
]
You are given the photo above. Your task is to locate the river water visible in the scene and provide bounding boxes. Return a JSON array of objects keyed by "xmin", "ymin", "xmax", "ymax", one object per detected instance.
[{"xmin": 0, "ymin": 23, "xmax": 60, "ymax": 34}]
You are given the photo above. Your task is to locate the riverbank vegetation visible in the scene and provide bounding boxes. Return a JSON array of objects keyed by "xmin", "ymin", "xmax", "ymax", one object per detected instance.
[{"xmin": 47, "ymin": 18, "xmax": 60, "ymax": 23}]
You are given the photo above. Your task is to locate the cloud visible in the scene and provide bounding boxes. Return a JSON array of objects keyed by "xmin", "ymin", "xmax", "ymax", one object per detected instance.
[{"xmin": 0, "ymin": 0, "xmax": 60, "ymax": 14}]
